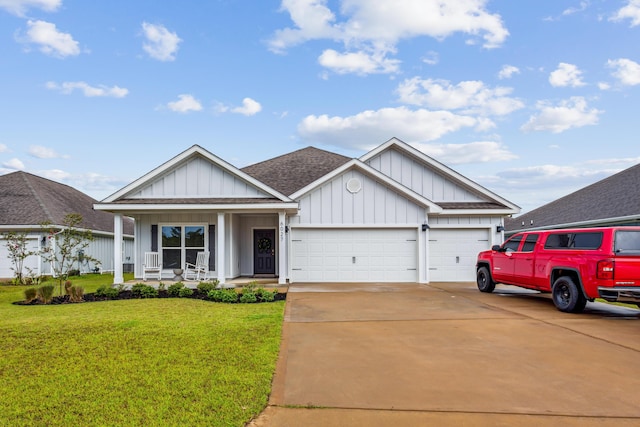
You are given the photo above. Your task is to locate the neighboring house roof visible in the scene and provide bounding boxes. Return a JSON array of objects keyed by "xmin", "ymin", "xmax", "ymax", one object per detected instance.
[
  {"xmin": 0, "ymin": 171, "xmax": 134, "ymax": 235},
  {"xmin": 241, "ymin": 146, "xmax": 351, "ymax": 196},
  {"xmin": 505, "ymin": 163, "xmax": 640, "ymax": 232}
]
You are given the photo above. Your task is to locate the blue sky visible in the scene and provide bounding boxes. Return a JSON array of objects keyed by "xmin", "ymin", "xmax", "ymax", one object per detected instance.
[{"xmin": 1, "ymin": 0, "xmax": 639, "ymax": 213}]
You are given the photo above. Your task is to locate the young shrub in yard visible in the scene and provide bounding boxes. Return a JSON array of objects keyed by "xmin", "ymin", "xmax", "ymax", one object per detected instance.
[
  {"xmin": 95, "ymin": 285, "xmax": 119, "ymax": 299},
  {"xmin": 64, "ymin": 280, "xmax": 73, "ymax": 295},
  {"xmin": 207, "ymin": 288, "xmax": 239, "ymax": 303},
  {"xmin": 256, "ymin": 287, "xmax": 277, "ymax": 302},
  {"xmin": 167, "ymin": 282, "xmax": 184, "ymax": 297},
  {"xmin": 239, "ymin": 290, "xmax": 257, "ymax": 303},
  {"xmin": 131, "ymin": 283, "xmax": 158, "ymax": 298},
  {"xmin": 37, "ymin": 285, "xmax": 55, "ymax": 304},
  {"xmin": 69, "ymin": 285, "xmax": 84, "ymax": 303},
  {"xmin": 178, "ymin": 287, "xmax": 193, "ymax": 298},
  {"xmin": 24, "ymin": 287, "xmax": 37, "ymax": 303},
  {"xmin": 196, "ymin": 281, "xmax": 215, "ymax": 294}
]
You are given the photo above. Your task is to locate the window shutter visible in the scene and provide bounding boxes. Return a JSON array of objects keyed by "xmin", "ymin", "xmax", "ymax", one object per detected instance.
[
  {"xmin": 208, "ymin": 225, "xmax": 215, "ymax": 270},
  {"xmin": 151, "ymin": 224, "xmax": 158, "ymax": 252}
]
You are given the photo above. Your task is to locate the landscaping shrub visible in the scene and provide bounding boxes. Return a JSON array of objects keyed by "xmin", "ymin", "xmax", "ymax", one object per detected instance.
[
  {"xmin": 95, "ymin": 285, "xmax": 119, "ymax": 299},
  {"xmin": 239, "ymin": 291, "xmax": 257, "ymax": 303},
  {"xmin": 167, "ymin": 282, "xmax": 185, "ymax": 297},
  {"xmin": 69, "ymin": 286, "xmax": 84, "ymax": 303},
  {"xmin": 131, "ymin": 283, "xmax": 158, "ymax": 298},
  {"xmin": 196, "ymin": 281, "xmax": 216, "ymax": 294},
  {"xmin": 256, "ymin": 287, "xmax": 277, "ymax": 302},
  {"xmin": 178, "ymin": 287, "xmax": 194, "ymax": 298},
  {"xmin": 208, "ymin": 288, "xmax": 239, "ymax": 303},
  {"xmin": 37, "ymin": 285, "xmax": 55, "ymax": 304},
  {"xmin": 24, "ymin": 287, "xmax": 37, "ymax": 303}
]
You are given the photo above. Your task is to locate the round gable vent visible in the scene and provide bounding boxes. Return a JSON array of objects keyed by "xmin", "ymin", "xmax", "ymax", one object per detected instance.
[{"xmin": 346, "ymin": 178, "xmax": 362, "ymax": 194}]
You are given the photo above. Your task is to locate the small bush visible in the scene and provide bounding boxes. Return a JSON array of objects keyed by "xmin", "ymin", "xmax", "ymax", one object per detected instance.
[
  {"xmin": 37, "ymin": 285, "xmax": 55, "ymax": 304},
  {"xmin": 256, "ymin": 288, "xmax": 277, "ymax": 302},
  {"xmin": 178, "ymin": 287, "xmax": 194, "ymax": 298},
  {"xmin": 208, "ymin": 288, "xmax": 239, "ymax": 303},
  {"xmin": 64, "ymin": 280, "xmax": 73, "ymax": 295},
  {"xmin": 24, "ymin": 287, "xmax": 37, "ymax": 303},
  {"xmin": 197, "ymin": 281, "xmax": 215, "ymax": 294},
  {"xmin": 96, "ymin": 285, "xmax": 119, "ymax": 299},
  {"xmin": 69, "ymin": 286, "xmax": 84, "ymax": 303},
  {"xmin": 167, "ymin": 282, "xmax": 185, "ymax": 297},
  {"xmin": 157, "ymin": 282, "xmax": 167, "ymax": 291},
  {"xmin": 131, "ymin": 283, "xmax": 158, "ymax": 299},
  {"xmin": 239, "ymin": 291, "xmax": 257, "ymax": 304}
]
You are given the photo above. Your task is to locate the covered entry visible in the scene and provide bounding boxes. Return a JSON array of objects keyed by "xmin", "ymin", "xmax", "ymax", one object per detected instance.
[{"xmin": 290, "ymin": 228, "xmax": 418, "ymax": 282}]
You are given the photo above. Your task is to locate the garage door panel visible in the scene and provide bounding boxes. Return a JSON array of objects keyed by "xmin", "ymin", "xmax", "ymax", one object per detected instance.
[
  {"xmin": 429, "ymin": 229, "xmax": 490, "ymax": 282},
  {"xmin": 291, "ymin": 228, "xmax": 417, "ymax": 283}
]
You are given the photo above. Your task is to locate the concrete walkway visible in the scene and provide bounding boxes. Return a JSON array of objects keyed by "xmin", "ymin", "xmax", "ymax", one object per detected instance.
[{"xmin": 249, "ymin": 282, "xmax": 640, "ymax": 426}]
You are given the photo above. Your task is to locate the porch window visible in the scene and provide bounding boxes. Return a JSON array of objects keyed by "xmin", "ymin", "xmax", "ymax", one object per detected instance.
[{"xmin": 161, "ymin": 225, "xmax": 206, "ymax": 269}]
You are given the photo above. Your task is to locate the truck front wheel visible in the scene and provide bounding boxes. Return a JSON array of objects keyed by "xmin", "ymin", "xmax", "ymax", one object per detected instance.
[
  {"xmin": 552, "ymin": 276, "xmax": 587, "ymax": 313},
  {"xmin": 477, "ymin": 266, "xmax": 496, "ymax": 293}
]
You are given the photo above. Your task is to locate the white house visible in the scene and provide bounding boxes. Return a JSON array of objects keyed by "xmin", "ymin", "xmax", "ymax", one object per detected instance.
[{"xmin": 94, "ymin": 138, "xmax": 519, "ymax": 285}]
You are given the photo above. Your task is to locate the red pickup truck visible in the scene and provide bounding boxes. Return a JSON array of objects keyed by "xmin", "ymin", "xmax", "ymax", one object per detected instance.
[{"xmin": 476, "ymin": 227, "xmax": 640, "ymax": 312}]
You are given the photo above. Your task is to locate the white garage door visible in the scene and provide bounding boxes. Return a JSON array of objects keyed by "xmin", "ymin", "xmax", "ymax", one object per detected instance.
[
  {"xmin": 428, "ymin": 229, "xmax": 490, "ymax": 282},
  {"xmin": 0, "ymin": 237, "xmax": 40, "ymax": 279},
  {"xmin": 291, "ymin": 228, "xmax": 418, "ymax": 283}
]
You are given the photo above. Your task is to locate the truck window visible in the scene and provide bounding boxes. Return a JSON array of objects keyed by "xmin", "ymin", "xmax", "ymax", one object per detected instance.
[
  {"xmin": 615, "ymin": 230, "xmax": 640, "ymax": 254},
  {"xmin": 544, "ymin": 232, "xmax": 602, "ymax": 249},
  {"xmin": 503, "ymin": 235, "xmax": 523, "ymax": 252},
  {"xmin": 522, "ymin": 234, "xmax": 539, "ymax": 252}
]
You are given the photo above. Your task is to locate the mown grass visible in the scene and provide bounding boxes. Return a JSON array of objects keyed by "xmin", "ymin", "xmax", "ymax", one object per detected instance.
[{"xmin": 0, "ymin": 274, "xmax": 285, "ymax": 426}]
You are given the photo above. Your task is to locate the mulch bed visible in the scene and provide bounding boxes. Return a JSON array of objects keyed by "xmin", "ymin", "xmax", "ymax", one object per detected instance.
[{"xmin": 14, "ymin": 289, "xmax": 287, "ymax": 305}]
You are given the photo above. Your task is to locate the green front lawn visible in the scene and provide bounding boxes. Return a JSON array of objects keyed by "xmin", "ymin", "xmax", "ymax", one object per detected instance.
[{"xmin": 0, "ymin": 274, "xmax": 284, "ymax": 426}]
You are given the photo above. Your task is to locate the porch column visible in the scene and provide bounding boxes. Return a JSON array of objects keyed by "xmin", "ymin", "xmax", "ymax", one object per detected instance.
[
  {"xmin": 278, "ymin": 211, "xmax": 287, "ymax": 285},
  {"xmin": 113, "ymin": 213, "xmax": 124, "ymax": 285},
  {"xmin": 217, "ymin": 212, "xmax": 226, "ymax": 284}
]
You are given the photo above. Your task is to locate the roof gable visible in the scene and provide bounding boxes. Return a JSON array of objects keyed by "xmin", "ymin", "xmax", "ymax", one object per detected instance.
[
  {"xmin": 241, "ymin": 146, "xmax": 351, "ymax": 196},
  {"xmin": 103, "ymin": 145, "xmax": 292, "ymax": 203},
  {"xmin": 361, "ymin": 137, "xmax": 520, "ymax": 214},
  {"xmin": 0, "ymin": 171, "xmax": 133, "ymax": 235},
  {"xmin": 506, "ymin": 163, "xmax": 640, "ymax": 231}
]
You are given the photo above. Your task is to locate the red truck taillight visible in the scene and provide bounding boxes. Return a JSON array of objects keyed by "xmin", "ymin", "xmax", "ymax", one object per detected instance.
[{"xmin": 597, "ymin": 260, "xmax": 614, "ymax": 279}]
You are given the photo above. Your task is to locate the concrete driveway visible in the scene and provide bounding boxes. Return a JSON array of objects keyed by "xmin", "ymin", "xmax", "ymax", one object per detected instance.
[{"xmin": 250, "ymin": 282, "xmax": 640, "ymax": 426}]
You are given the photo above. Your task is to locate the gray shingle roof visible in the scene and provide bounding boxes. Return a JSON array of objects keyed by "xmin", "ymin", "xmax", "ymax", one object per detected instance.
[
  {"xmin": 241, "ymin": 147, "xmax": 351, "ymax": 196},
  {"xmin": 0, "ymin": 171, "xmax": 134, "ymax": 235},
  {"xmin": 505, "ymin": 163, "xmax": 640, "ymax": 231}
]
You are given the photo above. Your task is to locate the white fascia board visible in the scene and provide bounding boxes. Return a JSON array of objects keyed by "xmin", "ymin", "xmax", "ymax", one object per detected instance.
[
  {"xmin": 101, "ymin": 145, "xmax": 292, "ymax": 203},
  {"xmin": 289, "ymin": 159, "xmax": 443, "ymax": 213},
  {"xmin": 94, "ymin": 202, "xmax": 299, "ymax": 213},
  {"xmin": 437, "ymin": 208, "xmax": 520, "ymax": 216},
  {"xmin": 360, "ymin": 137, "xmax": 521, "ymax": 213}
]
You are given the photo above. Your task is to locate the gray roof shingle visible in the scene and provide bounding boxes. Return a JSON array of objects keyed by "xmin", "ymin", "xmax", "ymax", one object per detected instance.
[
  {"xmin": 0, "ymin": 171, "xmax": 134, "ymax": 235},
  {"xmin": 241, "ymin": 147, "xmax": 351, "ymax": 196},
  {"xmin": 505, "ymin": 163, "xmax": 640, "ymax": 231}
]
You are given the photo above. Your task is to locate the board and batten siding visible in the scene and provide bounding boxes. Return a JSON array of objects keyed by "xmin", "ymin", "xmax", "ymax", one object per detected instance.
[
  {"xmin": 366, "ymin": 148, "xmax": 484, "ymax": 202},
  {"xmin": 289, "ymin": 170, "xmax": 425, "ymax": 226},
  {"xmin": 128, "ymin": 156, "xmax": 270, "ymax": 199}
]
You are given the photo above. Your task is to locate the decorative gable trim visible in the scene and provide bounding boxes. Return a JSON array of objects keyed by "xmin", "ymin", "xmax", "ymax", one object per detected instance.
[
  {"xmin": 360, "ymin": 137, "xmax": 520, "ymax": 214},
  {"xmin": 290, "ymin": 159, "xmax": 443, "ymax": 213},
  {"xmin": 101, "ymin": 145, "xmax": 292, "ymax": 203}
]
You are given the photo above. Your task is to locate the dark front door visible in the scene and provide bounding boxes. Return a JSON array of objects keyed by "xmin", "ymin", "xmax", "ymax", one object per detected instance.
[{"xmin": 254, "ymin": 229, "xmax": 276, "ymax": 275}]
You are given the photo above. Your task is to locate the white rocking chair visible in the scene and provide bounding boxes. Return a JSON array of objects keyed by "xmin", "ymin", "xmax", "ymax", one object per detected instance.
[
  {"xmin": 143, "ymin": 252, "xmax": 162, "ymax": 281},
  {"xmin": 184, "ymin": 251, "xmax": 210, "ymax": 281}
]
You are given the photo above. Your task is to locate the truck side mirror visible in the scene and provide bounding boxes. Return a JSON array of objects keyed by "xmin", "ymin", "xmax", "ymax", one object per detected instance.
[{"xmin": 491, "ymin": 245, "xmax": 502, "ymax": 252}]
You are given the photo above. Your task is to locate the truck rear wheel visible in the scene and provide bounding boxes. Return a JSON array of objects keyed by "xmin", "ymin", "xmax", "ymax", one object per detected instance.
[
  {"xmin": 552, "ymin": 276, "xmax": 587, "ymax": 313},
  {"xmin": 476, "ymin": 266, "xmax": 496, "ymax": 293}
]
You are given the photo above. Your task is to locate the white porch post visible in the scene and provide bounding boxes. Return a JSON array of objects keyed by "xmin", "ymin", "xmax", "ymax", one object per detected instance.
[
  {"xmin": 278, "ymin": 211, "xmax": 287, "ymax": 285},
  {"xmin": 217, "ymin": 212, "xmax": 226, "ymax": 284},
  {"xmin": 113, "ymin": 213, "xmax": 124, "ymax": 285}
]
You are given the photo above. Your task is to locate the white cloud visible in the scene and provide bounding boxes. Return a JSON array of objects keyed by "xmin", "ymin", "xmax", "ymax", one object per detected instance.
[
  {"xmin": 166, "ymin": 94, "xmax": 203, "ymax": 113},
  {"xmin": 498, "ymin": 64, "xmax": 519, "ymax": 79},
  {"xmin": 28, "ymin": 145, "xmax": 69, "ymax": 159},
  {"xmin": 396, "ymin": 77, "xmax": 524, "ymax": 116},
  {"xmin": 297, "ymin": 106, "xmax": 479, "ymax": 150},
  {"xmin": 549, "ymin": 63, "xmax": 585, "ymax": 87},
  {"xmin": 0, "ymin": 143, "xmax": 8, "ymax": 153},
  {"xmin": 20, "ymin": 20, "xmax": 80, "ymax": 58},
  {"xmin": 45, "ymin": 81, "xmax": 129, "ymax": 98},
  {"xmin": 610, "ymin": 0, "xmax": 640, "ymax": 27},
  {"xmin": 269, "ymin": 0, "xmax": 508, "ymax": 75},
  {"xmin": 38, "ymin": 168, "xmax": 71, "ymax": 181},
  {"xmin": 231, "ymin": 98, "xmax": 262, "ymax": 116},
  {"xmin": 422, "ymin": 51, "xmax": 439, "ymax": 65},
  {"xmin": 562, "ymin": 1, "xmax": 589, "ymax": 16},
  {"xmin": 411, "ymin": 141, "xmax": 517, "ymax": 164},
  {"xmin": 141, "ymin": 22, "xmax": 181, "ymax": 61},
  {"xmin": 607, "ymin": 58, "xmax": 640, "ymax": 85},
  {"xmin": 0, "ymin": 0, "xmax": 60, "ymax": 16},
  {"xmin": 3, "ymin": 158, "xmax": 25, "ymax": 170},
  {"xmin": 521, "ymin": 96, "xmax": 602, "ymax": 133},
  {"xmin": 598, "ymin": 81, "xmax": 611, "ymax": 90},
  {"xmin": 318, "ymin": 49, "xmax": 400, "ymax": 75}
]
